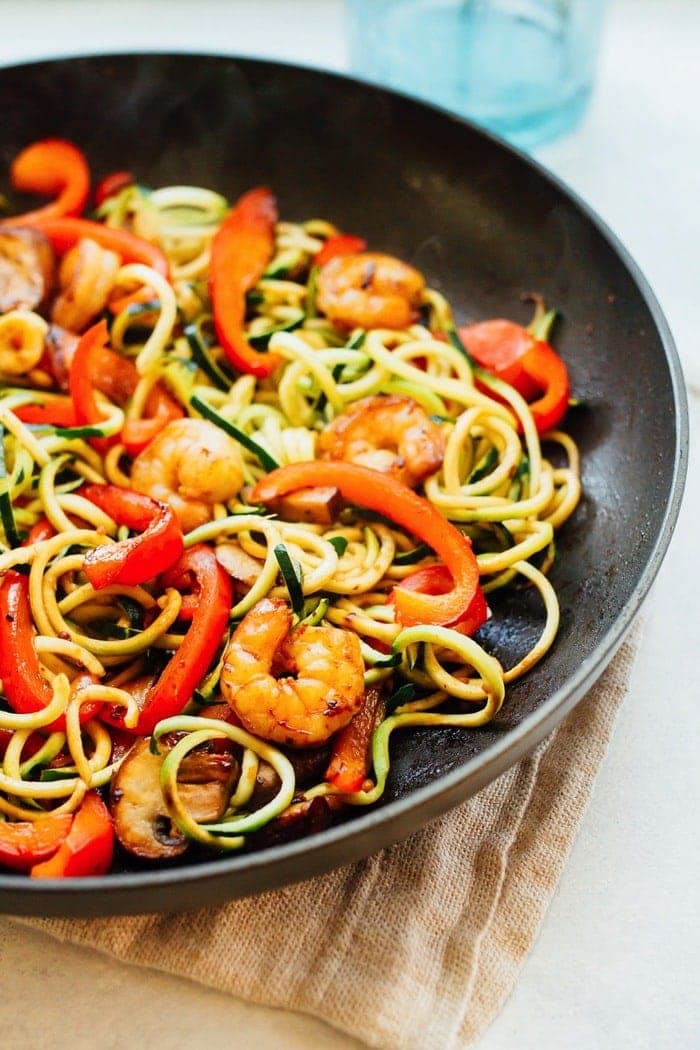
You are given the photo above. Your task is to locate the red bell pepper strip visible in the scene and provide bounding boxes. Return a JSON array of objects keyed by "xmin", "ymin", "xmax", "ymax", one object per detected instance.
[
  {"xmin": 325, "ymin": 684, "xmax": 384, "ymax": 794},
  {"xmin": 0, "ymin": 571, "xmax": 97, "ymax": 733},
  {"xmin": 21, "ymin": 216, "xmax": 169, "ymax": 277},
  {"xmin": 138, "ymin": 545, "xmax": 232, "ymax": 732},
  {"xmin": 30, "ymin": 791, "xmax": 113, "ymax": 878},
  {"xmin": 515, "ymin": 340, "xmax": 571, "ymax": 435},
  {"xmin": 0, "ymin": 813, "xmax": 73, "ymax": 873},
  {"xmin": 120, "ymin": 384, "xmax": 184, "ymax": 457},
  {"xmin": 4, "ymin": 138, "xmax": 90, "ymax": 223},
  {"xmin": 314, "ymin": 233, "xmax": 367, "ymax": 267},
  {"xmin": 93, "ymin": 169, "xmax": 134, "ymax": 209},
  {"xmin": 458, "ymin": 320, "xmax": 540, "ymax": 395},
  {"xmin": 48, "ymin": 319, "xmax": 177, "ymax": 455},
  {"xmin": 397, "ymin": 563, "xmax": 488, "ymax": 637},
  {"xmin": 68, "ymin": 320, "xmax": 146, "ymax": 447},
  {"xmin": 102, "ymin": 545, "xmax": 233, "ymax": 736},
  {"xmin": 39, "ymin": 322, "xmax": 140, "ymax": 404},
  {"xmin": 17, "ymin": 330, "xmax": 141, "ymax": 430},
  {"xmin": 251, "ymin": 462, "xmax": 481, "ymax": 627},
  {"xmin": 209, "ymin": 187, "xmax": 280, "ymax": 378},
  {"xmin": 458, "ymin": 319, "xmax": 570, "ymax": 433},
  {"xmin": 68, "ymin": 319, "xmax": 115, "ymax": 452},
  {"xmin": 14, "ymin": 397, "xmax": 78, "ymax": 428},
  {"xmin": 80, "ymin": 484, "xmax": 184, "ymax": 589},
  {"xmin": 0, "ymin": 571, "xmax": 60, "ymax": 721},
  {"xmin": 25, "ymin": 517, "xmax": 56, "ymax": 545}
]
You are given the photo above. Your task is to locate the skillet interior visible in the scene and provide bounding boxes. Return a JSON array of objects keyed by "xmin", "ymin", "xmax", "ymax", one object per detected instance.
[{"xmin": 0, "ymin": 54, "xmax": 687, "ymax": 915}]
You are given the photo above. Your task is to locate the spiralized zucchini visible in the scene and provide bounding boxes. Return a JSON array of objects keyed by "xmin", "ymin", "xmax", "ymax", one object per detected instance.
[{"xmin": 0, "ymin": 174, "xmax": 581, "ymax": 868}]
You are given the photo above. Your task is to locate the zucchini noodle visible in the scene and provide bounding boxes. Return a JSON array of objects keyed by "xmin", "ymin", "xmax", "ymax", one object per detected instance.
[{"xmin": 0, "ymin": 162, "xmax": 582, "ymax": 873}]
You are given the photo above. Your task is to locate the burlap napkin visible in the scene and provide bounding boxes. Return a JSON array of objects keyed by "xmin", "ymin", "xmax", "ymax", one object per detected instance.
[{"xmin": 19, "ymin": 620, "xmax": 642, "ymax": 1050}]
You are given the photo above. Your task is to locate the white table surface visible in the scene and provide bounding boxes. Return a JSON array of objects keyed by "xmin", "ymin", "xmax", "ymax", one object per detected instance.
[{"xmin": 1, "ymin": 2, "xmax": 698, "ymax": 1047}]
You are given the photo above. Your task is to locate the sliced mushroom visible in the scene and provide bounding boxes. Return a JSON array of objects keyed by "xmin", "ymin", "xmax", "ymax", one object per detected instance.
[
  {"xmin": 42, "ymin": 324, "xmax": 79, "ymax": 390},
  {"xmin": 248, "ymin": 744, "xmax": 331, "ymax": 810},
  {"xmin": 288, "ymin": 744, "xmax": 333, "ymax": 785},
  {"xmin": 250, "ymin": 795, "xmax": 334, "ymax": 848},
  {"xmin": 111, "ymin": 739, "xmax": 187, "ymax": 860},
  {"xmin": 178, "ymin": 781, "xmax": 232, "ymax": 824},
  {"xmin": 265, "ymin": 485, "xmax": 344, "ymax": 525},
  {"xmin": 247, "ymin": 759, "xmax": 281, "ymax": 810},
  {"xmin": 0, "ymin": 226, "xmax": 54, "ymax": 314},
  {"xmin": 111, "ymin": 737, "xmax": 239, "ymax": 861},
  {"xmin": 215, "ymin": 542, "xmax": 264, "ymax": 586}
]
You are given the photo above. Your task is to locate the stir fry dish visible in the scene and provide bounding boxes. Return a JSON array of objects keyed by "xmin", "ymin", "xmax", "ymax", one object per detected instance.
[{"xmin": 0, "ymin": 139, "xmax": 579, "ymax": 877}]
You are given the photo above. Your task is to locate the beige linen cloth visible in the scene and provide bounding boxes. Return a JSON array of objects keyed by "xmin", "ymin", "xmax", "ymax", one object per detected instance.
[{"xmin": 21, "ymin": 622, "xmax": 641, "ymax": 1050}]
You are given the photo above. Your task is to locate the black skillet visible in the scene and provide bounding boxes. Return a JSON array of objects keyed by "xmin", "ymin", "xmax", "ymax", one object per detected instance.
[{"xmin": 0, "ymin": 54, "xmax": 687, "ymax": 916}]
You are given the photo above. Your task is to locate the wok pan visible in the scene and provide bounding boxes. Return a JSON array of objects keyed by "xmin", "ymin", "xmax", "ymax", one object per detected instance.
[{"xmin": 0, "ymin": 53, "xmax": 687, "ymax": 916}]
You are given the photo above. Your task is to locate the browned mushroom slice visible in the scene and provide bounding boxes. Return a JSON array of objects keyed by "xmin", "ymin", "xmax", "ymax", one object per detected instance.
[
  {"xmin": 248, "ymin": 745, "xmax": 331, "ymax": 810},
  {"xmin": 111, "ymin": 739, "xmax": 187, "ymax": 860},
  {"xmin": 42, "ymin": 324, "xmax": 79, "ymax": 390},
  {"xmin": 177, "ymin": 746, "xmax": 239, "ymax": 822},
  {"xmin": 247, "ymin": 758, "xmax": 281, "ymax": 810},
  {"xmin": 264, "ymin": 485, "xmax": 344, "ymax": 525},
  {"xmin": 0, "ymin": 226, "xmax": 54, "ymax": 313},
  {"xmin": 215, "ymin": 542, "xmax": 264, "ymax": 586},
  {"xmin": 250, "ymin": 795, "xmax": 336, "ymax": 848},
  {"xmin": 111, "ymin": 738, "xmax": 239, "ymax": 860}
]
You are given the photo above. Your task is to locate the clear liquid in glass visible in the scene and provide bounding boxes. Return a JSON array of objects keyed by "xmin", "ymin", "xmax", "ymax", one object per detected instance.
[{"xmin": 347, "ymin": 0, "xmax": 609, "ymax": 149}]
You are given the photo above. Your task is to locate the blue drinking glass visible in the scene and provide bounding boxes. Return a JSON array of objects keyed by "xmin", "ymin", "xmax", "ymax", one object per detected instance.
[{"xmin": 345, "ymin": 0, "xmax": 610, "ymax": 149}]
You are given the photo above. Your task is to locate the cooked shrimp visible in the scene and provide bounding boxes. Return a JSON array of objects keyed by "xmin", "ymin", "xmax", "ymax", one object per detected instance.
[
  {"xmin": 220, "ymin": 597, "xmax": 365, "ymax": 748},
  {"xmin": 317, "ymin": 394, "xmax": 445, "ymax": 487},
  {"xmin": 0, "ymin": 309, "xmax": 48, "ymax": 376},
  {"xmin": 316, "ymin": 251, "xmax": 425, "ymax": 329},
  {"xmin": 130, "ymin": 417, "xmax": 245, "ymax": 532},
  {"xmin": 52, "ymin": 237, "xmax": 120, "ymax": 331}
]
